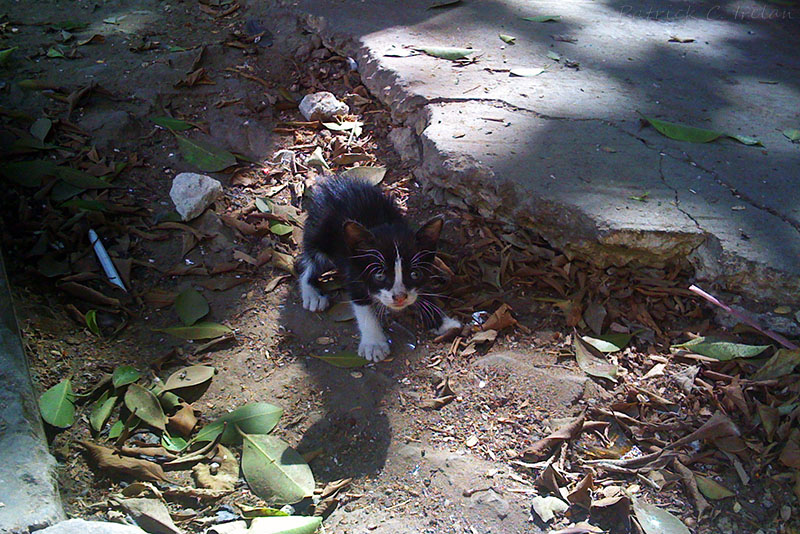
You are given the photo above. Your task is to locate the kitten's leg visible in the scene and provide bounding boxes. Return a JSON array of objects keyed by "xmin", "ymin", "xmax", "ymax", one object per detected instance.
[
  {"xmin": 435, "ymin": 315, "xmax": 462, "ymax": 336},
  {"xmin": 418, "ymin": 298, "xmax": 461, "ymax": 335},
  {"xmin": 352, "ymin": 302, "xmax": 390, "ymax": 362},
  {"xmin": 297, "ymin": 252, "xmax": 330, "ymax": 312}
]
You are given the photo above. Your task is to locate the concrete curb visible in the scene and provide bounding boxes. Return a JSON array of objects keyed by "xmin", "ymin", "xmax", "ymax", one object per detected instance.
[{"xmin": 0, "ymin": 249, "xmax": 65, "ymax": 532}]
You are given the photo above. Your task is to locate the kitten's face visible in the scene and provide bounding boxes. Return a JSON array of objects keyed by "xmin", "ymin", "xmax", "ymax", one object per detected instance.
[{"xmin": 345, "ymin": 218, "xmax": 443, "ymax": 311}]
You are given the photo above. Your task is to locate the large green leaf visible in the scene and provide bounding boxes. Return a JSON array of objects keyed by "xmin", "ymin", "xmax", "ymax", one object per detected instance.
[
  {"xmin": 521, "ymin": 15, "xmax": 561, "ymax": 22},
  {"xmin": 112, "ymin": 365, "xmax": 141, "ymax": 388},
  {"xmin": 248, "ymin": 516, "xmax": 323, "ymax": 534},
  {"xmin": 85, "ymin": 309, "xmax": 101, "ymax": 336},
  {"xmin": 30, "ymin": 118, "xmax": 52, "ymax": 141},
  {"xmin": 640, "ymin": 114, "xmax": 722, "ymax": 143},
  {"xmin": 124, "ymin": 383, "xmax": 167, "ymax": 431},
  {"xmin": 695, "ymin": 475, "xmax": 735, "ymax": 500},
  {"xmin": 174, "ymin": 134, "xmax": 236, "ymax": 172},
  {"xmin": 783, "ymin": 128, "xmax": 800, "ymax": 142},
  {"xmin": 161, "ymin": 432, "xmax": 189, "ymax": 453},
  {"xmin": 163, "ymin": 365, "xmax": 216, "ymax": 391},
  {"xmin": 150, "ymin": 116, "xmax": 193, "ymax": 131},
  {"xmin": 632, "ymin": 498, "xmax": 690, "ymax": 534},
  {"xmin": 269, "ymin": 221, "xmax": 294, "ymax": 236},
  {"xmin": 194, "ymin": 402, "xmax": 283, "ymax": 445},
  {"xmin": 89, "ymin": 390, "xmax": 118, "ymax": 433},
  {"xmin": 174, "ymin": 288, "xmax": 209, "ymax": 326},
  {"xmin": 154, "ymin": 322, "xmax": 232, "ymax": 340},
  {"xmin": 56, "ymin": 167, "xmax": 114, "ymax": 189},
  {"xmin": 582, "ymin": 333, "xmax": 632, "ymax": 353},
  {"xmin": 418, "ymin": 46, "xmax": 476, "ymax": 60},
  {"xmin": 670, "ymin": 337, "xmax": 769, "ymax": 360},
  {"xmin": 310, "ymin": 351, "xmax": 369, "ymax": 368},
  {"xmin": 241, "ymin": 433, "xmax": 315, "ymax": 504},
  {"xmin": 39, "ymin": 378, "xmax": 76, "ymax": 428},
  {"xmin": 0, "ymin": 160, "xmax": 59, "ymax": 187}
]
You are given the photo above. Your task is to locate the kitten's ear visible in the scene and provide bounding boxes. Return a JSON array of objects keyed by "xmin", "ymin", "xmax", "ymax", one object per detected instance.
[
  {"xmin": 416, "ymin": 216, "xmax": 444, "ymax": 250},
  {"xmin": 343, "ymin": 220, "xmax": 375, "ymax": 252}
]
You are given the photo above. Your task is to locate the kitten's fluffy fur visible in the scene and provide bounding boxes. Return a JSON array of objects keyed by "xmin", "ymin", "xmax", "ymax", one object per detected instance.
[{"xmin": 297, "ymin": 176, "xmax": 460, "ymax": 361}]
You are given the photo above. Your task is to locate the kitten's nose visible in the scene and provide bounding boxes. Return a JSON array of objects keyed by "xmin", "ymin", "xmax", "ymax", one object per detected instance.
[{"xmin": 392, "ymin": 292, "xmax": 408, "ymax": 306}]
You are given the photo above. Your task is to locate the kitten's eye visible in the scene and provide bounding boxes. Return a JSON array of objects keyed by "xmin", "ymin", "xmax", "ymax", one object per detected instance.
[
  {"xmin": 373, "ymin": 271, "xmax": 386, "ymax": 282},
  {"xmin": 410, "ymin": 270, "xmax": 422, "ymax": 281}
]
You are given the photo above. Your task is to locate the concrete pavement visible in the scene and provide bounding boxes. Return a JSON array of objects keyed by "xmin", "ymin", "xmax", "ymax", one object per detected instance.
[{"xmin": 261, "ymin": 0, "xmax": 800, "ymax": 305}]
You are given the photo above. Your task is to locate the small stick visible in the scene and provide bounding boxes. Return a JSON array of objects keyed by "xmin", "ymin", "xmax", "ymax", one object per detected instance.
[{"xmin": 688, "ymin": 285, "xmax": 797, "ymax": 350}]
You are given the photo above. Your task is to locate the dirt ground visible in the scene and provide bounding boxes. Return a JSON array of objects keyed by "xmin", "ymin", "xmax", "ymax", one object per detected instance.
[{"xmin": 1, "ymin": 1, "xmax": 799, "ymax": 533}]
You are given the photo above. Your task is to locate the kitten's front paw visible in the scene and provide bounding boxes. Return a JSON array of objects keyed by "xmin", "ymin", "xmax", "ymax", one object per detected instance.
[
  {"xmin": 359, "ymin": 337, "xmax": 390, "ymax": 362},
  {"xmin": 302, "ymin": 291, "xmax": 329, "ymax": 312}
]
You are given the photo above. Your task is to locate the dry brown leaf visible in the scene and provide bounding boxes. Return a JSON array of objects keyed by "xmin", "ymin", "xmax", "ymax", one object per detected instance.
[
  {"xmin": 566, "ymin": 471, "xmax": 594, "ymax": 510},
  {"xmin": 78, "ymin": 441, "xmax": 172, "ymax": 483},
  {"xmin": 119, "ymin": 446, "xmax": 176, "ymax": 460},
  {"xmin": 522, "ymin": 413, "xmax": 585, "ymax": 461},
  {"xmin": 167, "ymin": 403, "xmax": 198, "ymax": 436},
  {"xmin": 116, "ymin": 498, "xmax": 182, "ymax": 534},
  {"xmin": 669, "ymin": 411, "xmax": 739, "ymax": 449},
  {"xmin": 481, "ymin": 303, "xmax": 517, "ymax": 331},
  {"xmin": 59, "ymin": 282, "xmax": 121, "ymax": 307},
  {"xmin": 143, "ymin": 289, "xmax": 178, "ymax": 308},
  {"xmin": 264, "ymin": 274, "xmax": 291, "ymax": 293},
  {"xmin": 471, "ymin": 329, "xmax": 498, "ymax": 344},
  {"xmin": 233, "ymin": 250, "xmax": 259, "ymax": 266},
  {"xmin": 533, "ymin": 463, "xmax": 567, "ymax": 494},
  {"xmin": 673, "ymin": 458, "xmax": 710, "ymax": 517},
  {"xmin": 192, "ymin": 444, "xmax": 238, "ymax": 491},
  {"xmin": 780, "ymin": 429, "xmax": 800, "ymax": 469}
]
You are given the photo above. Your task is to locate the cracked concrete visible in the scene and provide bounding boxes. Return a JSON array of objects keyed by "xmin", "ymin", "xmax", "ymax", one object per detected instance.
[{"xmin": 257, "ymin": 0, "xmax": 800, "ymax": 304}]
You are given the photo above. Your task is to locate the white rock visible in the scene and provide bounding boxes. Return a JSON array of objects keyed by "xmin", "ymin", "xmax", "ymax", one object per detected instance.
[
  {"xmin": 170, "ymin": 172, "xmax": 223, "ymax": 221},
  {"xmin": 298, "ymin": 92, "xmax": 349, "ymax": 121},
  {"xmin": 36, "ymin": 519, "xmax": 147, "ymax": 534}
]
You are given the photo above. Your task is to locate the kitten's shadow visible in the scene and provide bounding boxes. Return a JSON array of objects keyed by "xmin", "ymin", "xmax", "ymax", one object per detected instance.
[{"xmin": 276, "ymin": 295, "xmax": 420, "ymax": 482}]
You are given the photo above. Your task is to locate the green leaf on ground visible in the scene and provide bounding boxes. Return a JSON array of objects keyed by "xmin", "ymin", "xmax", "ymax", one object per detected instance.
[
  {"xmin": 50, "ymin": 182, "xmax": 85, "ymax": 203},
  {"xmin": 321, "ymin": 121, "xmax": 363, "ymax": 132},
  {"xmin": 670, "ymin": 337, "xmax": 769, "ymax": 360},
  {"xmin": 783, "ymin": 128, "xmax": 800, "ymax": 142},
  {"xmin": 89, "ymin": 390, "xmax": 117, "ymax": 433},
  {"xmin": 30, "ymin": 118, "xmax": 52, "ymax": 141},
  {"xmin": 418, "ymin": 46, "xmax": 476, "ymax": 60},
  {"xmin": 327, "ymin": 302, "xmax": 355, "ymax": 322},
  {"xmin": 270, "ymin": 221, "xmax": 294, "ymax": 236},
  {"xmin": 164, "ymin": 365, "xmax": 216, "ymax": 391},
  {"xmin": 124, "ymin": 384, "xmax": 167, "ymax": 431},
  {"xmin": 194, "ymin": 402, "xmax": 283, "ymax": 445},
  {"xmin": 499, "ymin": 34, "xmax": 516, "ymax": 44},
  {"xmin": 150, "ymin": 116, "xmax": 193, "ymax": 131},
  {"xmin": 582, "ymin": 333, "xmax": 632, "ymax": 353},
  {"xmin": 85, "ymin": 309, "xmax": 101, "ymax": 336},
  {"xmin": 695, "ymin": 475, "xmax": 735, "ymax": 499},
  {"xmin": 154, "ymin": 321, "xmax": 232, "ymax": 340},
  {"xmin": 161, "ymin": 433, "xmax": 189, "ymax": 452},
  {"xmin": 510, "ymin": 67, "xmax": 547, "ymax": 77},
  {"xmin": 108, "ymin": 420, "xmax": 125, "ymax": 439},
  {"xmin": 39, "ymin": 378, "xmax": 76, "ymax": 428},
  {"xmin": 311, "ymin": 351, "xmax": 369, "ymax": 368},
  {"xmin": 728, "ymin": 134, "xmax": 762, "ymax": 146},
  {"xmin": 47, "ymin": 47, "xmax": 66, "ymax": 59},
  {"xmin": 56, "ymin": 167, "xmax": 114, "ymax": 189},
  {"xmin": 112, "ymin": 365, "xmax": 141, "ymax": 388},
  {"xmin": 239, "ymin": 505, "xmax": 290, "ymax": 518},
  {"xmin": 547, "ymin": 51, "xmax": 561, "ymax": 61},
  {"xmin": 341, "ymin": 166, "xmax": 387, "ymax": 185},
  {"xmin": 174, "ymin": 288, "xmax": 209, "ymax": 326},
  {"xmin": 632, "ymin": 497, "xmax": 691, "ymax": 534},
  {"xmin": 174, "ymin": 134, "xmax": 236, "ymax": 172},
  {"xmin": 241, "ymin": 432, "xmax": 315, "ymax": 504},
  {"xmin": 427, "ymin": 0, "xmax": 461, "ymax": 8},
  {"xmin": 522, "ymin": 15, "xmax": 562, "ymax": 22},
  {"xmin": 639, "ymin": 114, "xmax": 722, "ymax": 143},
  {"xmin": 751, "ymin": 348, "xmax": 800, "ymax": 381},
  {"xmin": 573, "ymin": 334, "xmax": 618, "ymax": 382},
  {"xmin": 0, "ymin": 160, "xmax": 59, "ymax": 187},
  {"xmin": 0, "ymin": 47, "xmax": 19, "ymax": 66},
  {"xmin": 248, "ymin": 516, "xmax": 323, "ymax": 534}
]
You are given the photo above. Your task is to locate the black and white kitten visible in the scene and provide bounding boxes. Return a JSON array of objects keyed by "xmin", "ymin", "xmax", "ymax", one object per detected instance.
[{"xmin": 297, "ymin": 176, "xmax": 460, "ymax": 362}]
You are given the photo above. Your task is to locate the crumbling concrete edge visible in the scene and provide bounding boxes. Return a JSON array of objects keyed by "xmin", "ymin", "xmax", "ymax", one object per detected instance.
[
  {"xmin": 303, "ymin": 14, "xmax": 800, "ymax": 306},
  {"xmin": 0, "ymin": 249, "xmax": 65, "ymax": 533}
]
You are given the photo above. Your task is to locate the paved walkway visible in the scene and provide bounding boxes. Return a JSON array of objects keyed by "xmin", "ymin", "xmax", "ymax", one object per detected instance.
[{"xmin": 263, "ymin": 0, "xmax": 800, "ymax": 305}]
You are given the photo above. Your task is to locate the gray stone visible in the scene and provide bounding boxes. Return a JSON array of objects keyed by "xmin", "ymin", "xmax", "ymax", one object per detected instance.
[
  {"xmin": 388, "ymin": 127, "xmax": 420, "ymax": 163},
  {"xmin": 78, "ymin": 109, "xmax": 138, "ymax": 149},
  {"xmin": 714, "ymin": 306, "xmax": 800, "ymax": 338},
  {"xmin": 169, "ymin": 173, "xmax": 223, "ymax": 221},
  {"xmin": 298, "ymin": 92, "xmax": 349, "ymax": 122},
  {"xmin": 0, "ymin": 251, "xmax": 64, "ymax": 533},
  {"xmin": 36, "ymin": 519, "xmax": 147, "ymax": 534}
]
